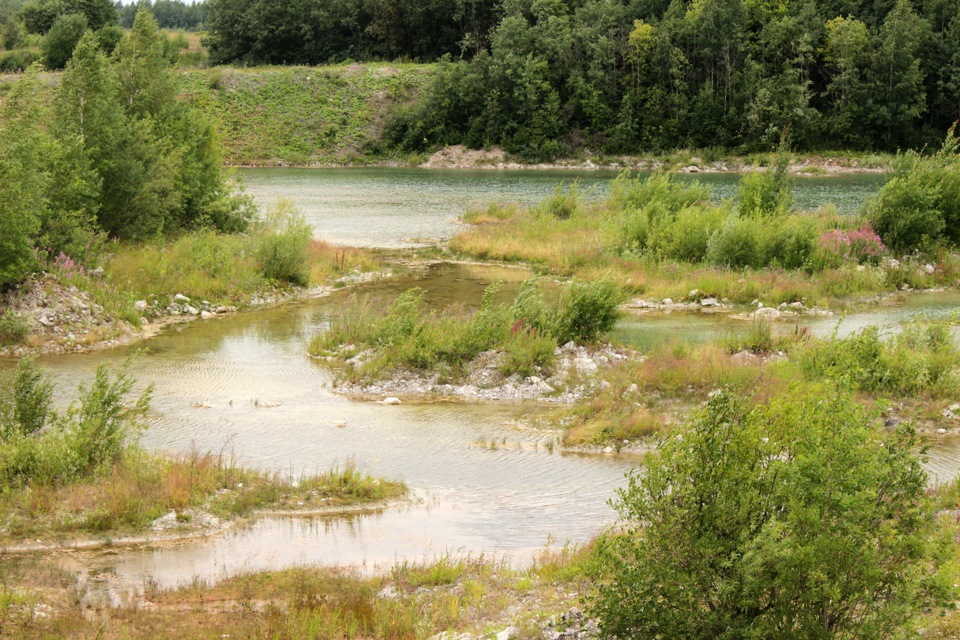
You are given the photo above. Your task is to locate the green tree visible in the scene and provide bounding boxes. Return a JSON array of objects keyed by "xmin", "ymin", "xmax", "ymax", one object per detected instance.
[
  {"xmin": 0, "ymin": 66, "xmax": 50, "ymax": 286},
  {"xmin": 593, "ymin": 388, "xmax": 948, "ymax": 639},
  {"xmin": 1, "ymin": 16, "xmax": 22, "ymax": 48},
  {"xmin": 41, "ymin": 11, "xmax": 86, "ymax": 69}
]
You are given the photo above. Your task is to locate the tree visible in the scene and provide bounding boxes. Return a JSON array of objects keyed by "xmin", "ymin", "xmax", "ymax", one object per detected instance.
[
  {"xmin": 593, "ymin": 388, "xmax": 948, "ymax": 639},
  {"xmin": 41, "ymin": 11, "xmax": 86, "ymax": 68}
]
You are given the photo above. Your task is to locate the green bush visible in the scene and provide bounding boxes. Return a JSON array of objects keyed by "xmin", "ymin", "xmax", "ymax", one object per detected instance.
[
  {"xmin": 648, "ymin": 204, "xmax": 728, "ymax": 263},
  {"xmin": 0, "ymin": 309, "xmax": 29, "ymax": 346},
  {"xmin": 41, "ymin": 13, "xmax": 87, "ymax": 69},
  {"xmin": 608, "ymin": 172, "xmax": 710, "ymax": 215},
  {"xmin": 737, "ymin": 164, "xmax": 791, "ymax": 217},
  {"xmin": 256, "ymin": 200, "xmax": 312, "ymax": 286},
  {"xmin": 796, "ymin": 320, "xmax": 960, "ymax": 397},
  {"xmin": 706, "ymin": 216, "xmax": 763, "ymax": 269},
  {"xmin": 0, "ymin": 49, "xmax": 39, "ymax": 71},
  {"xmin": 537, "ymin": 182, "xmax": 582, "ymax": 220},
  {"xmin": 550, "ymin": 279, "xmax": 626, "ymax": 344},
  {"xmin": 593, "ymin": 389, "xmax": 944, "ymax": 639},
  {"xmin": 868, "ymin": 128, "xmax": 960, "ymax": 252},
  {"xmin": 763, "ymin": 214, "xmax": 818, "ymax": 269}
]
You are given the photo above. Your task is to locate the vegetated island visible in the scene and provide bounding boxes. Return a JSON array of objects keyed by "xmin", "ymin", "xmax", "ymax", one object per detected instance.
[{"xmin": 0, "ymin": 357, "xmax": 406, "ymax": 550}]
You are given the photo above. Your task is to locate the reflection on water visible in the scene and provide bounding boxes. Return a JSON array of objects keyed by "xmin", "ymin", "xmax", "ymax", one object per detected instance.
[
  {"xmin": 6, "ymin": 264, "xmax": 960, "ymax": 590},
  {"xmin": 237, "ymin": 167, "xmax": 885, "ymax": 248}
]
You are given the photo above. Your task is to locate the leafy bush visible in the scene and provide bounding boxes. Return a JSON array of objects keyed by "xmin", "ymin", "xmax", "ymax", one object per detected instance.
[
  {"xmin": 762, "ymin": 214, "xmax": 818, "ymax": 269},
  {"xmin": 537, "ymin": 182, "xmax": 582, "ymax": 220},
  {"xmin": 0, "ymin": 48, "xmax": 39, "ymax": 71},
  {"xmin": 608, "ymin": 172, "xmax": 709, "ymax": 216},
  {"xmin": 550, "ymin": 279, "xmax": 626, "ymax": 344},
  {"xmin": 737, "ymin": 162, "xmax": 792, "ymax": 217},
  {"xmin": 0, "ymin": 309, "xmax": 29, "ymax": 346},
  {"xmin": 593, "ymin": 389, "xmax": 944, "ymax": 639},
  {"xmin": 41, "ymin": 13, "xmax": 86, "ymax": 69},
  {"xmin": 796, "ymin": 320, "xmax": 960, "ymax": 397},
  {"xmin": 256, "ymin": 199, "xmax": 313, "ymax": 286},
  {"xmin": 868, "ymin": 128, "xmax": 960, "ymax": 252},
  {"xmin": 706, "ymin": 216, "xmax": 763, "ymax": 269},
  {"xmin": 647, "ymin": 204, "xmax": 728, "ymax": 263}
]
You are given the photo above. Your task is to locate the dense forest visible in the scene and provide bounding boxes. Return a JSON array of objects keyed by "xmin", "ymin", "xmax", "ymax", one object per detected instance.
[{"xmin": 205, "ymin": 0, "xmax": 960, "ymax": 157}]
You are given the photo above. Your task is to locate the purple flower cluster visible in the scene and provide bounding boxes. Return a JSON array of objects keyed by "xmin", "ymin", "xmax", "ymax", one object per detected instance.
[
  {"xmin": 820, "ymin": 225, "xmax": 887, "ymax": 264},
  {"xmin": 52, "ymin": 252, "xmax": 85, "ymax": 276}
]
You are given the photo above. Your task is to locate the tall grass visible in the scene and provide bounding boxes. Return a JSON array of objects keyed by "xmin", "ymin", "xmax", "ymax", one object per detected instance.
[{"xmin": 310, "ymin": 279, "xmax": 624, "ymax": 381}]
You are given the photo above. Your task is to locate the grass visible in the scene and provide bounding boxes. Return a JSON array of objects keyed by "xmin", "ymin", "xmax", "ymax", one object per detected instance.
[
  {"xmin": 0, "ymin": 544, "xmax": 597, "ymax": 639},
  {"xmin": 450, "ymin": 172, "xmax": 960, "ymax": 308},
  {"xmin": 0, "ymin": 450, "xmax": 405, "ymax": 541},
  {"xmin": 309, "ymin": 280, "xmax": 623, "ymax": 383}
]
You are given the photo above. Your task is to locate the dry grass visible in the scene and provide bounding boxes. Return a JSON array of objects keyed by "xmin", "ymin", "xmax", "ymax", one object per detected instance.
[
  {"xmin": 0, "ymin": 546, "xmax": 596, "ymax": 639},
  {"xmin": 0, "ymin": 449, "xmax": 405, "ymax": 542}
]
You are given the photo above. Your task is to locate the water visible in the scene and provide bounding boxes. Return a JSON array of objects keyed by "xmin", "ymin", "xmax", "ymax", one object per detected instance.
[
  {"xmin": 7, "ymin": 263, "xmax": 960, "ymax": 591},
  {"xmin": 236, "ymin": 167, "xmax": 885, "ymax": 248}
]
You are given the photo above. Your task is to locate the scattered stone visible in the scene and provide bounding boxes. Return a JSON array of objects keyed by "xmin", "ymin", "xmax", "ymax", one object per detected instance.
[
  {"xmin": 603, "ymin": 446, "xmax": 613, "ymax": 454},
  {"xmin": 688, "ymin": 289, "xmax": 700, "ymax": 299},
  {"xmin": 752, "ymin": 307, "xmax": 781, "ymax": 319},
  {"xmin": 174, "ymin": 293, "xmax": 191, "ymax": 303},
  {"xmin": 661, "ymin": 298, "xmax": 673, "ymax": 305},
  {"xmin": 938, "ymin": 428, "xmax": 948, "ymax": 434},
  {"xmin": 924, "ymin": 263, "xmax": 936, "ymax": 274},
  {"xmin": 700, "ymin": 297, "xmax": 718, "ymax": 307},
  {"xmin": 200, "ymin": 311, "xmax": 216, "ymax": 320},
  {"xmin": 255, "ymin": 400, "xmax": 281, "ymax": 408},
  {"xmin": 949, "ymin": 403, "xmax": 960, "ymax": 412},
  {"xmin": 214, "ymin": 305, "xmax": 238, "ymax": 314},
  {"xmin": 184, "ymin": 305, "xmax": 200, "ymax": 316},
  {"xmin": 377, "ymin": 586, "xmax": 399, "ymax": 600},
  {"xmin": 38, "ymin": 315, "xmax": 54, "ymax": 327},
  {"xmin": 380, "ymin": 397, "xmax": 402, "ymax": 405},
  {"xmin": 496, "ymin": 627, "xmax": 519, "ymax": 640},
  {"xmin": 134, "ymin": 300, "xmax": 148, "ymax": 311},
  {"xmin": 901, "ymin": 283, "xmax": 912, "ymax": 291}
]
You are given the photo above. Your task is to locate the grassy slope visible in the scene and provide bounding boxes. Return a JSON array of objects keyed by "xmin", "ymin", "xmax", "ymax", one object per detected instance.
[{"xmin": 180, "ymin": 64, "xmax": 432, "ymax": 165}]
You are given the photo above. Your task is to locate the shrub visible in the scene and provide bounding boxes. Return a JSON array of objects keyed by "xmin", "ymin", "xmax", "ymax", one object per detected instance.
[
  {"xmin": 41, "ymin": 13, "xmax": 87, "ymax": 70},
  {"xmin": 0, "ymin": 309, "xmax": 29, "ymax": 346},
  {"xmin": 0, "ymin": 49, "xmax": 39, "ymax": 72},
  {"xmin": 608, "ymin": 172, "xmax": 709, "ymax": 215},
  {"xmin": 796, "ymin": 320, "xmax": 960, "ymax": 397},
  {"xmin": 706, "ymin": 216, "xmax": 762, "ymax": 269},
  {"xmin": 8, "ymin": 357, "xmax": 53, "ymax": 438},
  {"xmin": 537, "ymin": 182, "xmax": 582, "ymax": 220},
  {"xmin": 648, "ymin": 204, "xmax": 728, "ymax": 263},
  {"xmin": 593, "ymin": 389, "xmax": 945, "ymax": 639},
  {"xmin": 551, "ymin": 279, "xmax": 626, "ymax": 344},
  {"xmin": 763, "ymin": 214, "xmax": 818, "ymax": 269},
  {"xmin": 738, "ymin": 139, "xmax": 792, "ymax": 217},
  {"xmin": 868, "ymin": 128, "xmax": 960, "ymax": 252},
  {"xmin": 256, "ymin": 200, "xmax": 313, "ymax": 286}
]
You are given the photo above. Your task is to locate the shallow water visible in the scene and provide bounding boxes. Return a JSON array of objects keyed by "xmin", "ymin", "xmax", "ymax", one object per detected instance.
[
  {"xmin": 7, "ymin": 264, "xmax": 960, "ymax": 590},
  {"xmin": 237, "ymin": 167, "xmax": 885, "ymax": 248}
]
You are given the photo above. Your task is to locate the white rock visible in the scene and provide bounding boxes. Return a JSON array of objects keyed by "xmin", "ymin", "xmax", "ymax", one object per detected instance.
[
  {"xmin": 496, "ymin": 627, "xmax": 519, "ymax": 640},
  {"xmin": 377, "ymin": 586, "xmax": 399, "ymax": 600},
  {"xmin": 200, "ymin": 311, "xmax": 216, "ymax": 320},
  {"xmin": 174, "ymin": 293, "xmax": 191, "ymax": 303},
  {"xmin": 603, "ymin": 446, "xmax": 614, "ymax": 454},
  {"xmin": 38, "ymin": 315, "xmax": 54, "ymax": 327},
  {"xmin": 185, "ymin": 305, "xmax": 200, "ymax": 316},
  {"xmin": 134, "ymin": 300, "xmax": 148, "ymax": 311},
  {"xmin": 924, "ymin": 263, "xmax": 935, "ymax": 274},
  {"xmin": 381, "ymin": 397, "xmax": 401, "ymax": 405},
  {"xmin": 661, "ymin": 298, "xmax": 673, "ymax": 305},
  {"xmin": 949, "ymin": 403, "xmax": 960, "ymax": 412},
  {"xmin": 753, "ymin": 307, "xmax": 780, "ymax": 319},
  {"xmin": 700, "ymin": 297, "xmax": 718, "ymax": 307},
  {"xmin": 627, "ymin": 383, "xmax": 639, "ymax": 394},
  {"xmin": 938, "ymin": 428, "xmax": 948, "ymax": 434}
]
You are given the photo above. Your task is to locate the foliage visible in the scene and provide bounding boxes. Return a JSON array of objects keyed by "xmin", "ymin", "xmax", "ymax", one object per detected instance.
[
  {"xmin": 819, "ymin": 224, "xmax": 887, "ymax": 264},
  {"xmin": 0, "ymin": 358, "xmax": 151, "ymax": 488},
  {"xmin": 40, "ymin": 11, "xmax": 83, "ymax": 68},
  {"xmin": 0, "ymin": 310, "xmax": 29, "ymax": 346},
  {"xmin": 255, "ymin": 199, "xmax": 312, "ymax": 286},
  {"xmin": 593, "ymin": 389, "xmax": 946, "ymax": 639},
  {"xmin": 311, "ymin": 279, "xmax": 622, "ymax": 381},
  {"xmin": 868, "ymin": 127, "xmax": 960, "ymax": 253},
  {"xmin": 796, "ymin": 320, "xmax": 960, "ymax": 397}
]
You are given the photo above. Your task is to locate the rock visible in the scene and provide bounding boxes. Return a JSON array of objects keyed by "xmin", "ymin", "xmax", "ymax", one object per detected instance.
[
  {"xmin": 134, "ymin": 300, "xmax": 148, "ymax": 311},
  {"xmin": 887, "ymin": 259, "xmax": 901, "ymax": 269},
  {"xmin": 949, "ymin": 403, "xmax": 960, "ymax": 412},
  {"xmin": 603, "ymin": 446, "xmax": 613, "ymax": 454},
  {"xmin": 688, "ymin": 289, "xmax": 700, "ymax": 299},
  {"xmin": 856, "ymin": 265, "xmax": 866, "ymax": 272},
  {"xmin": 255, "ymin": 400, "xmax": 281, "ymax": 408},
  {"xmin": 89, "ymin": 266, "xmax": 104, "ymax": 278},
  {"xmin": 683, "ymin": 165, "xmax": 700, "ymax": 173},
  {"xmin": 789, "ymin": 301, "xmax": 804, "ymax": 309},
  {"xmin": 700, "ymin": 297, "xmax": 718, "ymax": 307},
  {"xmin": 200, "ymin": 311, "xmax": 216, "ymax": 320},
  {"xmin": 924, "ymin": 263, "xmax": 936, "ymax": 274},
  {"xmin": 561, "ymin": 341, "xmax": 577, "ymax": 353},
  {"xmin": 38, "ymin": 315, "xmax": 54, "ymax": 327},
  {"xmin": 753, "ymin": 307, "xmax": 781, "ymax": 319},
  {"xmin": 214, "ymin": 305, "xmax": 238, "ymax": 314},
  {"xmin": 627, "ymin": 383, "xmax": 638, "ymax": 394},
  {"xmin": 938, "ymin": 428, "xmax": 948, "ymax": 434},
  {"xmin": 901, "ymin": 283, "xmax": 912, "ymax": 291},
  {"xmin": 184, "ymin": 305, "xmax": 199, "ymax": 316},
  {"xmin": 496, "ymin": 627, "xmax": 519, "ymax": 640},
  {"xmin": 377, "ymin": 586, "xmax": 399, "ymax": 600},
  {"xmin": 381, "ymin": 397, "xmax": 401, "ymax": 405},
  {"xmin": 174, "ymin": 293, "xmax": 191, "ymax": 303},
  {"xmin": 661, "ymin": 298, "xmax": 673, "ymax": 305}
]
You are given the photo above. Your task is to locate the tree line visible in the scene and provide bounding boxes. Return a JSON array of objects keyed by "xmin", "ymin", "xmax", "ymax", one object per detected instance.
[
  {"xmin": 204, "ymin": 0, "xmax": 959, "ymax": 157},
  {"xmin": 0, "ymin": 7, "xmax": 251, "ymax": 288}
]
